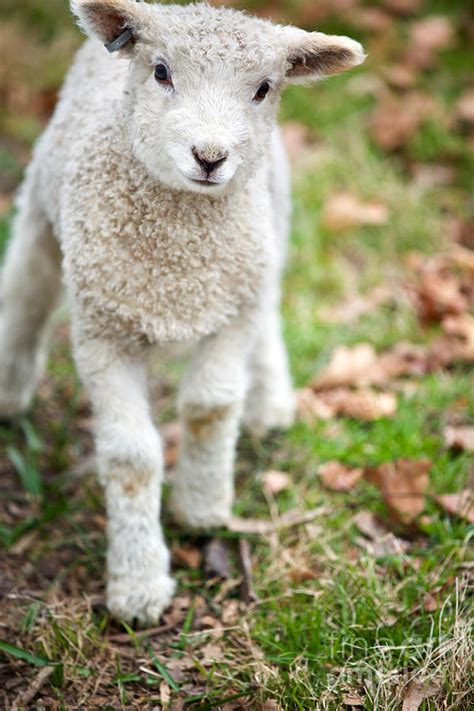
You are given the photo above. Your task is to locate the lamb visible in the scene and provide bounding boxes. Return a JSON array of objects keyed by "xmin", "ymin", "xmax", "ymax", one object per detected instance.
[{"xmin": 0, "ymin": 0, "xmax": 365, "ymax": 625}]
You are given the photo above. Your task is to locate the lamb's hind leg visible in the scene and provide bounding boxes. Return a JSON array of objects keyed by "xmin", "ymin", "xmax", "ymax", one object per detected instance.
[
  {"xmin": 73, "ymin": 333, "xmax": 175, "ymax": 625},
  {"xmin": 243, "ymin": 307, "xmax": 295, "ymax": 437},
  {"xmin": 0, "ymin": 179, "xmax": 62, "ymax": 416}
]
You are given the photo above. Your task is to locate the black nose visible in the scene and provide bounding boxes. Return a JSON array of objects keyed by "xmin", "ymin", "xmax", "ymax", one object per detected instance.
[{"xmin": 192, "ymin": 147, "xmax": 227, "ymax": 175}]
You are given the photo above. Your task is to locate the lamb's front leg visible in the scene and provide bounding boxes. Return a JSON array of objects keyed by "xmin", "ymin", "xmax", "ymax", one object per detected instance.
[
  {"xmin": 170, "ymin": 318, "xmax": 255, "ymax": 529},
  {"xmin": 73, "ymin": 335, "xmax": 175, "ymax": 625}
]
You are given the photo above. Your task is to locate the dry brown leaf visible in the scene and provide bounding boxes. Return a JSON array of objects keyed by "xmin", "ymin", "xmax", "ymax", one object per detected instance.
[
  {"xmin": 342, "ymin": 692, "xmax": 364, "ymax": 707},
  {"xmin": 200, "ymin": 642, "xmax": 225, "ymax": 666},
  {"xmin": 162, "ymin": 594, "xmax": 192, "ymax": 627},
  {"xmin": 449, "ymin": 218, "xmax": 474, "ymax": 250},
  {"xmin": 410, "ymin": 15, "xmax": 454, "ymax": 54},
  {"xmin": 318, "ymin": 461, "xmax": 363, "ymax": 492},
  {"xmin": 382, "ymin": 63, "xmax": 418, "ymax": 90},
  {"xmin": 173, "ymin": 545, "xmax": 202, "ymax": 569},
  {"xmin": 320, "ymin": 388, "xmax": 398, "ymax": 420},
  {"xmin": 297, "ymin": 387, "xmax": 335, "ymax": 422},
  {"xmin": 318, "ymin": 286, "xmax": 391, "ymax": 323},
  {"xmin": 442, "ymin": 313, "xmax": 474, "ymax": 351},
  {"xmin": 369, "ymin": 94, "xmax": 435, "ymax": 151},
  {"xmin": 434, "ymin": 490, "xmax": 474, "ymax": 524},
  {"xmin": 364, "ymin": 459, "xmax": 431, "ymax": 524},
  {"xmin": 353, "ymin": 511, "xmax": 411, "ymax": 556},
  {"xmin": 455, "ymin": 89, "xmax": 474, "ymax": 127},
  {"xmin": 348, "ymin": 7, "xmax": 392, "ymax": 31},
  {"xmin": 312, "ymin": 341, "xmax": 430, "ymax": 392},
  {"xmin": 160, "ymin": 681, "xmax": 171, "ymax": 708},
  {"xmin": 409, "ymin": 266, "xmax": 467, "ymax": 323},
  {"xmin": 287, "ymin": 566, "xmax": 318, "ymax": 583},
  {"xmin": 384, "ymin": 0, "xmax": 424, "ymax": 16},
  {"xmin": 312, "ymin": 343, "xmax": 382, "ymax": 389},
  {"xmin": 322, "ymin": 192, "xmax": 389, "ymax": 232},
  {"xmin": 262, "ymin": 470, "xmax": 291, "ymax": 495},
  {"xmin": 443, "ymin": 425, "xmax": 474, "ymax": 452},
  {"xmin": 378, "ymin": 342, "xmax": 430, "ymax": 379},
  {"xmin": 354, "ymin": 510, "xmax": 392, "ymax": 539},
  {"xmin": 204, "ymin": 538, "xmax": 231, "ymax": 579},
  {"xmin": 402, "ymin": 678, "xmax": 442, "ymax": 711}
]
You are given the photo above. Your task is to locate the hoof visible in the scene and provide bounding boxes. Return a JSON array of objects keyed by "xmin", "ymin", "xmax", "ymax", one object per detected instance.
[{"xmin": 107, "ymin": 572, "xmax": 176, "ymax": 627}]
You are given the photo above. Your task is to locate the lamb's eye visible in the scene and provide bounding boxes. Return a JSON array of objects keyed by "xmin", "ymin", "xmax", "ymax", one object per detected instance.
[
  {"xmin": 254, "ymin": 80, "xmax": 270, "ymax": 102},
  {"xmin": 155, "ymin": 63, "xmax": 172, "ymax": 86}
]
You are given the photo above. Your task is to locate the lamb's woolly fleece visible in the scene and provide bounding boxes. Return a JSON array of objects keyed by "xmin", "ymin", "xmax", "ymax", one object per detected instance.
[{"xmin": 0, "ymin": 1, "xmax": 364, "ymax": 624}]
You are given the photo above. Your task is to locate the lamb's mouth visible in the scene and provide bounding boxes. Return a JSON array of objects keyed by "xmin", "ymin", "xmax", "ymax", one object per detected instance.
[{"xmin": 191, "ymin": 178, "xmax": 222, "ymax": 187}]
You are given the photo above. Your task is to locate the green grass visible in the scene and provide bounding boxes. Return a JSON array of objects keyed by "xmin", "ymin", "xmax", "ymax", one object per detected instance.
[{"xmin": 0, "ymin": 1, "xmax": 473, "ymax": 709}]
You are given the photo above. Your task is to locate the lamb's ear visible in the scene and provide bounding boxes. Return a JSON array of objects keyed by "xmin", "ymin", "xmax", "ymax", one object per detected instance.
[
  {"xmin": 283, "ymin": 28, "xmax": 366, "ymax": 83},
  {"xmin": 71, "ymin": 0, "xmax": 146, "ymax": 54}
]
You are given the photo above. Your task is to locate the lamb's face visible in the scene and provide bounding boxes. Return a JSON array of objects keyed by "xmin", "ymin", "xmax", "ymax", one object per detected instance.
[
  {"xmin": 73, "ymin": 1, "xmax": 365, "ymax": 195},
  {"xmin": 126, "ymin": 26, "xmax": 290, "ymax": 194}
]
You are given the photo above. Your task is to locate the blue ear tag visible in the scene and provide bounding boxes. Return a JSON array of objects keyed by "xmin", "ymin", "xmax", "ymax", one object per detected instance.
[{"xmin": 105, "ymin": 27, "xmax": 134, "ymax": 53}]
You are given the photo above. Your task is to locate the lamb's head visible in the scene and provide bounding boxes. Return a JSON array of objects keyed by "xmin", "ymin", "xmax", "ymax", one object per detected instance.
[{"xmin": 72, "ymin": 1, "xmax": 365, "ymax": 194}]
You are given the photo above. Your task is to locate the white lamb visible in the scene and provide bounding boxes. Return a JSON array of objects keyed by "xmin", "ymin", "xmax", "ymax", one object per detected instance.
[{"xmin": 0, "ymin": 0, "xmax": 364, "ymax": 624}]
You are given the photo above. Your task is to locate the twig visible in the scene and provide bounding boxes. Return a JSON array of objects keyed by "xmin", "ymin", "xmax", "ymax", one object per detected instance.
[
  {"xmin": 237, "ymin": 538, "xmax": 257, "ymax": 603},
  {"xmin": 107, "ymin": 623, "xmax": 172, "ymax": 643},
  {"xmin": 11, "ymin": 665, "xmax": 55, "ymax": 711},
  {"xmin": 228, "ymin": 506, "xmax": 327, "ymax": 534}
]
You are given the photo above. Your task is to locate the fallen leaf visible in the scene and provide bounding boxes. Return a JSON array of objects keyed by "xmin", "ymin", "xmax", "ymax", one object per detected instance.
[
  {"xmin": 384, "ymin": 0, "xmax": 424, "ymax": 15},
  {"xmin": 312, "ymin": 343, "xmax": 382, "ymax": 390},
  {"xmin": 455, "ymin": 89, "xmax": 474, "ymax": 127},
  {"xmin": 287, "ymin": 566, "xmax": 318, "ymax": 583},
  {"xmin": 408, "ymin": 16, "xmax": 454, "ymax": 69},
  {"xmin": 160, "ymin": 681, "xmax": 171, "ymax": 708},
  {"xmin": 204, "ymin": 538, "xmax": 231, "ymax": 579},
  {"xmin": 364, "ymin": 459, "xmax": 431, "ymax": 524},
  {"xmin": 297, "ymin": 387, "xmax": 335, "ymax": 422},
  {"xmin": 378, "ymin": 342, "xmax": 430, "ymax": 379},
  {"xmin": 320, "ymin": 388, "xmax": 398, "ymax": 420},
  {"xmin": 442, "ymin": 313, "xmax": 474, "ymax": 352},
  {"xmin": 449, "ymin": 218, "xmax": 474, "ymax": 250},
  {"xmin": 221, "ymin": 599, "xmax": 240, "ymax": 625},
  {"xmin": 402, "ymin": 677, "xmax": 442, "ymax": 711},
  {"xmin": 200, "ymin": 642, "xmax": 225, "ymax": 666},
  {"xmin": 318, "ymin": 461, "xmax": 363, "ymax": 492},
  {"xmin": 369, "ymin": 94, "xmax": 435, "ymax": 151},
  {"xmin": 434, "ymin": 490, "xmax": 474, "ymax": 524},
  {"xmin": 354, "ymin": 510, "xmax": 392, "ymax": 539},
  {"xmin": 408, "ymin": 261, "xmax": 467, "ymax": 323},
  {"xmin": 262, "ymin": 470, "xmax": 291, "ymax": 495},
  {"xmin": 162, "ymin": 594, "xmax": 192, "ymax": 627},
  {"xmin": 382, "ymin": 63, "xmax": 418, "ymax": 90},
  {"xmin": 353, "ymin": 511, "xmax": 411, "ymax": 556},
  {"xmin": 173, "ymin": 544, "xmax": 202, "ymax": 569},
  {"xmin": 322, "ymin": 192, "xmax": 389, "ymax": 231},
  {"xmin": 343, "ymin": 692, "xmax": 365, "ymax": 707},
  {"xmin": 443, "ymin": 425, "xmax": 474, "ymax": 452},
  {"xmin": 318, "ymin": 286, "xmax": 391, "ymax": 323},
  {"xmin": 348, "ymin": 7, "xmax": 392, "ymax": 31}
]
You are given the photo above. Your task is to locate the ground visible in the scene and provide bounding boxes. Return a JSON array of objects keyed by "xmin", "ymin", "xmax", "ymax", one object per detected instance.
[{"xmin": 0, "ymin": 1, "xmax": 473, "ymax": 709}]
